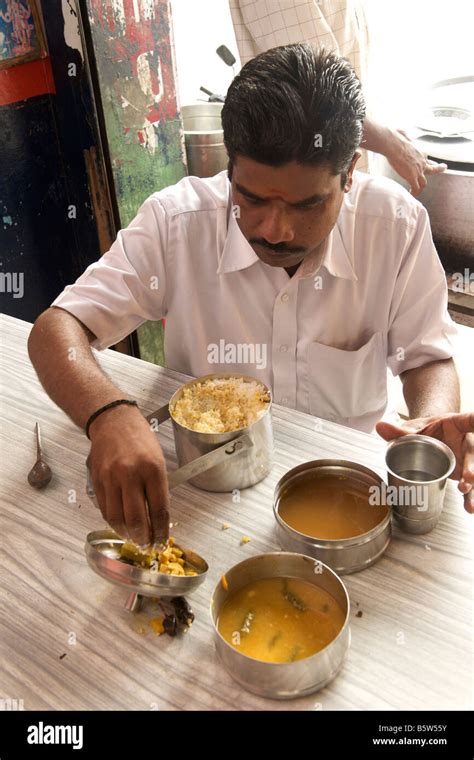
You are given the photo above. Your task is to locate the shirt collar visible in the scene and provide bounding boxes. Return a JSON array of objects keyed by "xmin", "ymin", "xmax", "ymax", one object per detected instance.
[
  {"xmin": 317, "ymin": 223, "xmax": 358, "ymax": 282},
  {"xmin": 216, "ymin": 192, "xmax": 358, "ymax": 282},
  {"xmin": 216, "ymin": 208, "xmax": 260, "ymax": 274}
]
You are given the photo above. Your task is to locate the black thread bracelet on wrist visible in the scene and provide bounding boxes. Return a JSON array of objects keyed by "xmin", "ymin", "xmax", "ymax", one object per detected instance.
[{"xmin": 85, "ymin": 399, "xmax": 139, "ymax": 439}]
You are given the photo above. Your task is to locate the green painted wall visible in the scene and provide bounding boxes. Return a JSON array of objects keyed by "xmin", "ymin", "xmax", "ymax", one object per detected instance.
[{"xmin": 85, "ymin": 0, "xmax": 187, "ymax": 365}]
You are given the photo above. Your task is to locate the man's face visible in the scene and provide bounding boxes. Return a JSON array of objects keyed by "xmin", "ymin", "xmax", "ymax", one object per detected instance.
[{"xmin": 231, "ymin": 155, "xmax": 359, "ymax": 269}]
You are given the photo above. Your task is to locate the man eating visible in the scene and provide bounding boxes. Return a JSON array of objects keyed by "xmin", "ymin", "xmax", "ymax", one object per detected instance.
[{"xmin": 28, "ymin": 44, "xmax": 473, "ymax": 546}]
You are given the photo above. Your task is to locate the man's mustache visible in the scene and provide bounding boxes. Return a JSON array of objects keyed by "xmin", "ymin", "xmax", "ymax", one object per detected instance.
[{"xmin": 250, "ymin": 238, "xmax": 307, "ymax": 255}]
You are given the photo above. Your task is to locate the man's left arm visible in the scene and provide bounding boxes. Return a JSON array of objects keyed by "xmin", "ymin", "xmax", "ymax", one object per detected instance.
[
  {"xmin": 377, "ymin": 389, "xmax": 474, "ymax": 512},
  {"xmin": 378, "ymin": 358, "xmax": 474, "ymax": 513},
  {"xmin": 402, "ymin": 360, "xmax": 473, "ymax": 512},
  {"xmin": 400, "ymin": 357, "xmax": 460, "ymax": 418},
  {"xmin": 378, "ymin": 356, "xmax": 474, "ymax": 514},
  {"xmin": 376, "ymin": 204, "xmax": 474, "ymax": 512}
]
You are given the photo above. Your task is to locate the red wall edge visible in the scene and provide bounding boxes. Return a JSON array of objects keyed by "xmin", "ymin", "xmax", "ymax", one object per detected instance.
[{"xmin": 0, "ymin": 57, "xmax": 56, "ymax": 107}]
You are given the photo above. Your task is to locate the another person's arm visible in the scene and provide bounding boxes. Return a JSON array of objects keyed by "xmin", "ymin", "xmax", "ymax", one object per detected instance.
[{"xmin": 362, "ymin": 116, "xmax": 447, "ymax": 196}]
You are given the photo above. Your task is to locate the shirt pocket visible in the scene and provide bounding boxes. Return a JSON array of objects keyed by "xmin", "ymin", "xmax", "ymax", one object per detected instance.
[{"xmin": 307, "ymin": 332, "xmax": 387, "ymax": 424}]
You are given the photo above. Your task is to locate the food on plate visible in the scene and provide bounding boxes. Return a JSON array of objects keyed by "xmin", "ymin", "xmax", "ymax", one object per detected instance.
[
  {"xmin": 217, "ymin": 577, "xmax": 345, "ymax": 663},
  {"xmin": 171, "ymin": 376, "xmax": 270, "ymax": 433},
  {"xmin": 120, "ymin": 537, "xmax": 198, "ymax": 576}
]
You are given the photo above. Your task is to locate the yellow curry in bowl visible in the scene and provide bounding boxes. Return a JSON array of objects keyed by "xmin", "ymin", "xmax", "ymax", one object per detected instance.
[{"xmin": 217, "ymin": 577, "xmax": 345, "ymax": 663}]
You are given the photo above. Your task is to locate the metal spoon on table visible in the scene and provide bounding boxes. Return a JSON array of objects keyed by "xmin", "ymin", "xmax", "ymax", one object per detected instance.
[{"xmin": 27, "ymin": 422, "xmax": 52, "ymax": 489}]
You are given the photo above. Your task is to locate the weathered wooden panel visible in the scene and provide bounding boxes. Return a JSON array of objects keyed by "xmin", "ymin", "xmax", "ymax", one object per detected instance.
[{"xmin": 82, "ymin": 1, "xmax": 187, "ymax": 366}]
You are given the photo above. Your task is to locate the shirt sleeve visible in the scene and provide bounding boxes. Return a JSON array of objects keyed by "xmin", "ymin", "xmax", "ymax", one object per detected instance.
[
  {"xmin": 387, "ymin": 205, "xmax": 458, "ymax": 376},
  {"xmin": 51, "ymin": 196, "xmax": 168, "ymax": 350}
]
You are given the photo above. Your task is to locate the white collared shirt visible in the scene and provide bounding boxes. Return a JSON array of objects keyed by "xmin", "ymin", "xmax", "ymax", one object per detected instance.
[{"xmin": 52, "ymin": 170, "xmax": 457, "ymax": 433}]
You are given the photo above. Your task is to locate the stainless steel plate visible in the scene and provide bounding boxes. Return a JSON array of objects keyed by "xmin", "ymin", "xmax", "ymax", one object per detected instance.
[{"xmin": 85, "ymin": 530, "xmax": 208, "ymax": 598}]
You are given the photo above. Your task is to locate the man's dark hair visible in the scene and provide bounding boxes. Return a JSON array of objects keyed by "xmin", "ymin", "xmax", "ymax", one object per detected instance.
[{"xmin": 222, "ymin": 44, "xmax": 366, "ymax": 182}]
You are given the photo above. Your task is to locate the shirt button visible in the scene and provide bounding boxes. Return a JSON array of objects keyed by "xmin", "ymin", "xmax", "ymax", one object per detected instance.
[
  {"xmin": 281, "ymin": 294, "xmax": 289, "ymax": 302},
  {"xmin": 279, "ymin": 345, "xmax": 288, "ymax": 352}
]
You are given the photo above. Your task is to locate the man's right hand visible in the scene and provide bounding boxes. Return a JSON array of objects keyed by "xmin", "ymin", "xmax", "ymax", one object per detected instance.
[{"xmin": 88, "ymin": 405, "xmax": 170, "ymax": 546}]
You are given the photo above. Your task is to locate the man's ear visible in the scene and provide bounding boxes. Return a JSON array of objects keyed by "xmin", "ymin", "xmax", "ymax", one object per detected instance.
[{"xmin": 344, "ymin": 151, "xmax": 361, "ymax": 191}]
